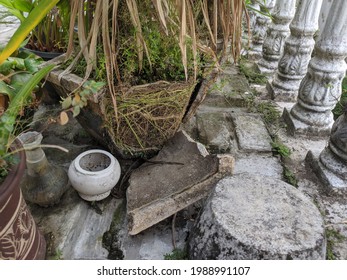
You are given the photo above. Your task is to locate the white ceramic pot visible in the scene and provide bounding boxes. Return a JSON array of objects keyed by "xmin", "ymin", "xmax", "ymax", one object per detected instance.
[{"xmin": 68, "ymin": 149, "xmax": 121, "ymax": 201}]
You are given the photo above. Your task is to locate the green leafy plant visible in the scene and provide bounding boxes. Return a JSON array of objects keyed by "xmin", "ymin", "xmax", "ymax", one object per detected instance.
[
  {"xmin": 271, "ymin": 139, "xmax": 291, "ymax": 158},
  {"xmin": 0, "ymin": 48, "xmax": 45, "ymax": 100},
  {"xmin": 332, "ymin": 76, "xmax": 347, "ymax": 119},
  {"xmin": 0, "ymin": 0, "xmax": 58, "ymax": 181},
  {"xmin": 0, "ymin": 0, "xmax": 32, "ymax": 22},
  {"xmin": 0, "ymin": 0, "xmax": 70, "ymax": 54},
  {"xmin": 283, "ymin": 166, "xmax": 298, "ymax": 187},
  {"xmin": 47, "ymin": 249, "xmax": 63, "ymax": 260},
  {"xmin": 239, "ymin": 58, "xmax": 268, "ymax": 84},
  {"xmin": 256, "ymin": 101, "xmax": 281, "ymax": 126},
  {"xmin": 326, "ymin": 228, "xmax": 346, "ymax": 260},
  {"xmin": 0, "ymin": 0, "xmax": 60, "ymax": 62},
  {"xmin": 59, "ymin": 80, "xmax": 105, "ymax": 123},
  {"xmin": 164, "ymin": 248, "xmax": 188, "ymax": 260},
  {"xmin": 27, "ymin": 0, "xmax": 71, "ymax": 53}
]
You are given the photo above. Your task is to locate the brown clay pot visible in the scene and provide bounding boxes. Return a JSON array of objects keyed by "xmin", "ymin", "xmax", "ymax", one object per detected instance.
[{"xmin": 0, "ymin": 143, "xmax": 46, "ymax": 260}]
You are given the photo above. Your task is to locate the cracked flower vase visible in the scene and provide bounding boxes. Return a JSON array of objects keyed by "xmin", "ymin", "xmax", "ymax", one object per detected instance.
[{"xmin": 68, "ymin": 149, "xmax": 121, "ymax": 201}]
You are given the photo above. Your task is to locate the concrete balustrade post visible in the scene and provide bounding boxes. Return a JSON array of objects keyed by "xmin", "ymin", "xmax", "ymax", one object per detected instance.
[
  {"xmin": 307, "ymin": 113, "xmax": 347, "ymax": 191},
  {"xmin": 256, "ymin": 0, "xmax": 296, "ymax": 75},
  {"xmin": 268, "ymin": 0, "xmax": 323, "ymax": 101},
  {"xmin": 249, "ymin": 0, "xmax": 260, "ymax": 31},
  {"xmin": 248, "ymin": 0, "xmax": 276, "ymax": 60},
  {"xmin": 283, "ymin": 0, "xmax": 347, "ymax": 136}
]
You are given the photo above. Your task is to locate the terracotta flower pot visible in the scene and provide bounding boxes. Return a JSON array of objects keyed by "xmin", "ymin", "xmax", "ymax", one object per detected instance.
[{"xmin": 0, "ymin": 143, "xmax": 46, "ymax": 260}]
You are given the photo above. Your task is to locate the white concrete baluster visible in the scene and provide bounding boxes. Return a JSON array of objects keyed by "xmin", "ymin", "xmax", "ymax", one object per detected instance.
[
  {"xmin": 257, "ymin": 0, "xmax": 296, "ymax": 75},
  {"xmin": 268, "ymin": 0, "xmax": 323, "ymax": 101},
  {"xmin": 249, "ymin": 0, "xmax": 260, "ymax": 31},
  {"xmin": 283, "ymin": 0, "xmax": 347, "ymax": 136},
  {"xmin": 307, "ymin": 113, "xmax": 347, "ymax": 190},
  {"xmin": 248, "ymin": 0, "xmax": 276, "ymax": 60},
  {"xmin": 318, "ymin": 0, "xmax": 333, "ymax": 38}
]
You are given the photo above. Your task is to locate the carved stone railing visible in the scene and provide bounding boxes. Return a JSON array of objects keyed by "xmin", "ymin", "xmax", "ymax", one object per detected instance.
[
  {"xmin": 283, "ymin": 0, "xmax": 347, "ymax": 137},
  {"xmin": 248, "ymin": 0, "xmax": 276, "ymax": 60},
  {"xmin": 256, "ymin": 0, "xmax": 296, "ymax": 75},
  {"xmin": 307, "ymin": 112, "xmax": 347, "ymax": 191},
  {"xmin": 268, "ymin": 0, "xmax": 323, "ymax": 101}
]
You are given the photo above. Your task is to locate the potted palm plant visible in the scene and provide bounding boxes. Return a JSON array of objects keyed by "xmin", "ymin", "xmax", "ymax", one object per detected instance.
[
  {"xmin": 26, "ymin": 0, "xmax": 71, "ymax": 60},
  {"xmin": 47, "ymin": 0, "xmax": 248, "ymax": 158},
  {"xmin": 0, "ymin": 0, "xmax": 71, "ymax": 60},
  {"xmin": 0, "ymin": 0, "xmax": 58, "ymax": 260}
]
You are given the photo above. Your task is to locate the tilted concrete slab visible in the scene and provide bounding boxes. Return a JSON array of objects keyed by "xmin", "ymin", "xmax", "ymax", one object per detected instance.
[
  {"xmin": 196, "ymin": 111, "xmax": 235, "ymax": 153},
  {"xmin": 232, "ymin": 114, "xmax": 273, "ymax": 152},
  {"xmin": 126, "ymin": 130, "xmax": 234, "ymax": 235}
]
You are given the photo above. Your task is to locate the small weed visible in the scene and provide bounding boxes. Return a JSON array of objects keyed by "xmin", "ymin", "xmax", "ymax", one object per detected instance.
[
  {"xmin": 102, "ymin": 202, "xmax": 125, "ymax": 260},
  {"xmin": 332, "ymin": 77, "xmax": 347, "ymax": 119},
  {"xmin": 210, "ymin": 78, "xmax": 228, "ymax": 92},
  {"xmin": 283, "ymin": 166, "xmax": 298, "ymax": 187},
  {"xmin": 239, "ymin": 59, "xmax": 268, "ymax": 85},
  {"xmin": 271, "ymin": 139, "xmax": 291, "ymax": 158},
  {"xmin": 326, "ymin": 228, "xmax": 346, "ymax": 260},
  {"xmin": 256, "ymin": 102, "xmax": 281, "ymax": 127},
  {"xmin": 164, "ymin": 248, "xmax": 188, "ymax": 260},
  {"xmin": 48, "ymin": 249, "xmax": 63, "ymax": 260}
]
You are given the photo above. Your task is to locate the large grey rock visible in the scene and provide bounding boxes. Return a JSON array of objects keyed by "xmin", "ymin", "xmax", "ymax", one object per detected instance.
[
  {"xmin": 232, "ymin": 114, "xmax": 273, "ymax": 152},
  {"xmin": 189, "ymin": 174, "xmax": 326, "ymax": 260},
  {"xmin": 126, "ymin": 130, "xmax": 234, "ymax": 235}
]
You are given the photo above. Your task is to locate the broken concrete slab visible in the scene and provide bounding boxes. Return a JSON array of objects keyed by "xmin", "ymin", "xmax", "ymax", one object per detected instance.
[
  {"xmin": 189, "ymin": 173, "xmax": 326, "ymax": 260},
  {"xmin": 126, "ymin": 130, "xmax": 234, "ymax": 235},
  {"xmin": 232, "ymin": 114, "xmax": 273, "ymax": 152},
  {"xmin": 196, "ymin": 111, "xmax": 234, "ymax": 153},
  {"xmin": 234, "ymin": 154, "xmax": 283, "ymax": 179}
]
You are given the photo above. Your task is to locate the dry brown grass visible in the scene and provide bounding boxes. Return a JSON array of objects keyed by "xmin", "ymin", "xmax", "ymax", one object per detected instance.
[{"xmin": 104, "ymin": 80, "xmax": 196, "ymax": 153}]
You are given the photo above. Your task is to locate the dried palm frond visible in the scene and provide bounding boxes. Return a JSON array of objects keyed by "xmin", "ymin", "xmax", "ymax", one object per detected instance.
[
  {"xmin": 178, "ymin": 0, "xmax": 187, "ymax": 80},
  {"xmin": 152, "ymin": 0, "xmax": 169, "ymax": 35},
  {"xmin": 102, "ymin": 0, "xmax": 118, "ymax": 120},
  {"xmin": 62, "ymin": 0, "xmax": 249, "ymax": 147},
  {"xmin": 65, "ymin": 0, "xmax": 249, "ymax": 83}
]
